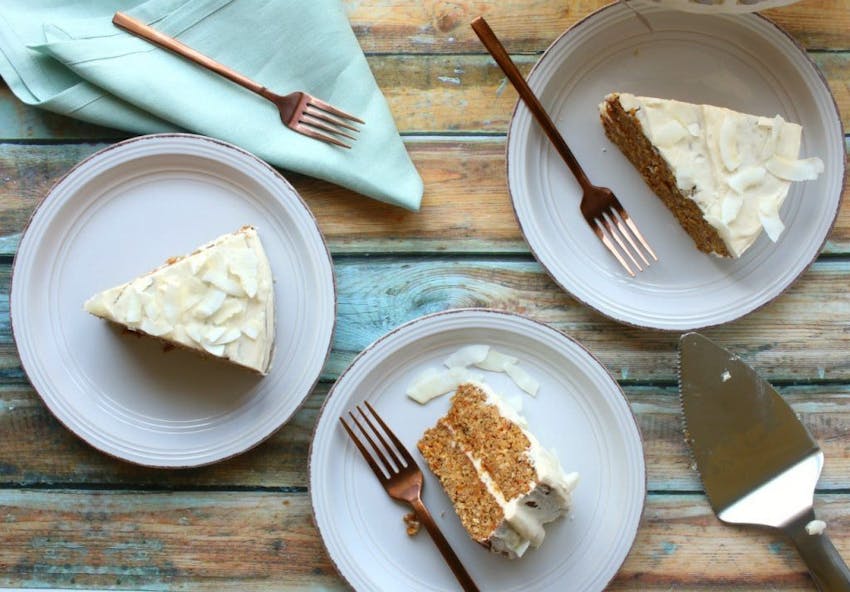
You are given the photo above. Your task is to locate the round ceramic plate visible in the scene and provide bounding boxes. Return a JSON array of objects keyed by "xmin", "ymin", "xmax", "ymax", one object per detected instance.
[
  {"xmin": 507, "ymin": 4, "xmax": 845, "ymax": 330},
  {"xmin": 11, "ymin": 134, "xmax": 335, "ymax": 467},
  {"xmin": 310, "ymin": 309, "xmax": 645, "ymax": 591}
]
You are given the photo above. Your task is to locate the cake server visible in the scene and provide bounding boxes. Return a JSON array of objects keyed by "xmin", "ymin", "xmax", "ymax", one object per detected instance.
[{"xmin": 679, "ymin": 332, "xmax": 850, "ymax": 591}]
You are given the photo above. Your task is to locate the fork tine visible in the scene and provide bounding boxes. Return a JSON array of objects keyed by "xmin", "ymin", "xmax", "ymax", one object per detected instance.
[
  {"xmin": 304, "ymin": 105, "xmax": 361, "ymax": 132},
  {"xmin": 348, "ymin": 409, "xmax": 397, "ymax": 475},
  {"xmin": 614, "ymin": 212, "xmax": 650, "ymax": 267},
  {"xmin": 602, "ymin": 210, "xmax": 644, "ymax": 270},
  {"xmin": 598, "ymin": 213, "xmax": 642, "ymax": 272},
  {"xmin": 300, "ymin": 113, "xmax": 358, "ymax": 140},
  {"xmin": 357, "ymin": 404, "xmax": 405, "ymax": 470},
  {"xmin": 306, "ymin": 97, "xmax": 365, "ymax": 125},
  {"xmin": 618, "ymin": 209, "xmax": 658, "ymax": 262},
  {"xmin": 364, "ymin": 401, "xmax": 415, "ymax": 465},
  {"xmin": 591, "ymin": 220, "xmax": 635, "ymax": 277},
  {"xmin": 294, "ymin": 124, "xmax": 351, "ymax": 149},
  {"xmin": 339, "ymin": 416, "xmax": 387, "ymax": 480}
]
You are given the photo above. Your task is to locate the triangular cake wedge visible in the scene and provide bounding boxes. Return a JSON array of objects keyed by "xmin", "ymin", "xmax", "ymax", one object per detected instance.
[
  {"xmin": 599, "ymin": 93, "xmax": 824, "ymax": 257},
  {"xmin": 84, "ymin": 225, "xmax": 275, "ymax": 375}
]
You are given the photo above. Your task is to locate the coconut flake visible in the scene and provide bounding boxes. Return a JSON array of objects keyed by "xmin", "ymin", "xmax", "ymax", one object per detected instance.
[
  {"xmin": 201, "ymin": 268, "xmax": 246, "ymax": 297},
  {"xmin": 193, "ymin": 289, "xmax": 227, "ymax": 319},
  {"xmin": 474, "ymin": 349, "xmax": 519, "ymax": 372},
  {"xmin": 719, "ymin": 116, "xmax": 742, "ymax": 171},
  {"xmin": 759, "ymin": 115, "xmax": 783, "ymax": 160},
  {"xmin": 504, "ymin": 363, "xmax": 540, "ymax": 397},
  {"xmin": 720, "ymin": 195, "xmax": 743, "ymax": 225},
  {"xmin": 202, "ymin": 341, "xmax": 226, "ymax": 357},
  {"xmin": 727, "ymin": 166, "xmax": 766, "ymax": 194},
  {"xmin": 758, "ymin": 211, "xmax": 786, "ymax": 243},
  {"xmin": 214, "ymin": 327, "xmax": 242, "ymax": 345},
  {"xmin": 766, "ymin": 155, "xmax": 824, "ymax": 182},
  {"xmin": 444, "ymin": 345, "xmax": 490, "ymax": 368},
  {"xmin": 406, "ymin": 367, "xmax": 484, "ymax": 404},
  {"xmin": 652, "ymin": 120, "xmax": 688, "ymax": 146}
]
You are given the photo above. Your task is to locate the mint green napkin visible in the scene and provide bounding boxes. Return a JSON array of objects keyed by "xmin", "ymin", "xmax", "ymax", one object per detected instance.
[{"xmin": 0, "ymin": 0, "xmax": 423, "ymax": 210}]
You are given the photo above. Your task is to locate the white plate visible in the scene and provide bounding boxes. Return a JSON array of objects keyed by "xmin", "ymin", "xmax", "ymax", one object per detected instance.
[
  {"xmin": 310, "ymin": 309, "xmax": 645, "ymax": 591},
  {"xmin": 11, "ymin": 134, "xmax": 336, "ymax": 467},
  {"xmin": 507, "ymin": 5, "xmax": 845, "ymax": 330}
]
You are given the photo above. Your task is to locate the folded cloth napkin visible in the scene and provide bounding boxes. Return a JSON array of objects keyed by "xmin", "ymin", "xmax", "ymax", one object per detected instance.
[{"xmin": 0, "ymin": 0, "xmax": 423, "ymax": 210}]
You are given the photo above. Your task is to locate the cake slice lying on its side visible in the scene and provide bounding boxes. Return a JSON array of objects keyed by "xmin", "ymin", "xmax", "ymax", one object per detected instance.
[
  {"xmin": 417, "ymin": 381, "xmax": 579, "ymax": 559},
  {"xmin": 84, "ymin": 225, "xmax": 275, "ymax": 375},
  {"xmin": 599, "ymin": 93, "xmax": 824, "ymax": 257}
]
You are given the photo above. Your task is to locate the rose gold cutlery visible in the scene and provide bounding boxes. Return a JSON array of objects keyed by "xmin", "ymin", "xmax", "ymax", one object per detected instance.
[
  {"xmin": 112, "ymin": 12, "xmax": 364, "ymax": 148},
  {"xmin": 340, "ymin": 401, "xmax": 480, "ymax": 592},
  {"xmin": 471, "ymin": 16, "xmax": 657, "ymax": 276}
]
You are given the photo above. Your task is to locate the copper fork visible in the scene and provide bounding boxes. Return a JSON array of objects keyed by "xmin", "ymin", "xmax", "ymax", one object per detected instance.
[
  {"xmin": 113, "ymin": 12, "xmax": 364, "ymax": 148},
  {"xmin": 340, "ymin": 402, "xmax": 479, "ymax": 592},
  {"xmin": 472, "ymin": 17, "xmax": 657, "ymax": 276}
]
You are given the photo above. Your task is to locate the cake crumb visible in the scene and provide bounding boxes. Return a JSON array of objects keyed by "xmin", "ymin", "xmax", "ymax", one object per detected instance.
[
  {"xmin": 805, "ymin": 519, "xmax": 827, "ymax": 535},
  {"xmin": 721, "ymin": 370, "xmax": 731, "ymax": 382},
  {"xmin": 403, "ymin": 512, "xmax": 421, "ymax": 536}
]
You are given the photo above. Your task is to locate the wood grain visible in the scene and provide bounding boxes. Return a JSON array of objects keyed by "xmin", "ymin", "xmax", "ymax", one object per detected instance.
[
  {"xmin": 344, "ymin": 0, "xmax": 850, "ymax": 53},
  {"xmin": 0, "ymin": 51, "xmax": 847, "ymax": 140},
  {"xmin": 1, "ymin": 489, "xmax": 848, "ymax": 590},
  {"xmin": 2, "ymin": 257, "xmax": 850, "ymax": 383},
  {"xmin": 0, "ymin": 140, "xmax": 846, "ymax": 256},
  {"xmin": 3, "ymin": 383, "xmax": 850, "ymax": 493}
]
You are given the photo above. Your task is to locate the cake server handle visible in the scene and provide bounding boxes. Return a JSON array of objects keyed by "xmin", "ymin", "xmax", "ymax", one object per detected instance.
[{"xmin": 410, "ymin": 497, "xmax": 481, "ymax": 592}]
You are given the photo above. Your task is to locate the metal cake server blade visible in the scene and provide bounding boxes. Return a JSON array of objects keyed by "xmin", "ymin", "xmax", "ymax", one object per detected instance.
[{"xmin": 679, "ymin": 332, "xmax": 850, "ymax": 591}]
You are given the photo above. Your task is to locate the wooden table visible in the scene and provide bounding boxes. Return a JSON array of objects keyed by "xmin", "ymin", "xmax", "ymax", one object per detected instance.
[{"xmin": 1, "ymin": 0, "xmax": 848, "ymax": 589}]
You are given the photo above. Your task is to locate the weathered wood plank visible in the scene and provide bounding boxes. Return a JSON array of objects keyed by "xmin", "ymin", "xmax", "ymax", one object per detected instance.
[
  {"xmin": 1, "ymin": 257, "xmax": 850, "ymax": 382},
  {"xmin": 1, "ymin": 489, "xmax": 846, "ymax": 590},
  {"xmin": 3, "ymin": 382, "xmax": 850, "ymax": 493},
  {"xmin": 614, "ymin": 493, "xmax": 850, "ymax": 590},
  {"xmin": 0, "ymin": 490, "xmax": 341, "ymax": 591},
  {"xmin": 0, "ymin": 140, "xmax": 846, "ymax": 256},
  {"xmin": 0, "ymin": 51, "xmax": 847, "ymax": 140},
  {"xmin": 345, "ymin": 0, "xmax": 850, "ymax": 53}
]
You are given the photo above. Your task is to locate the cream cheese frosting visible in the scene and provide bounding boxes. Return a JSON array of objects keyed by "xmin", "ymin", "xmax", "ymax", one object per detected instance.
[
  {"xmin": 84, "ymin": 226, "xmax": 275, "ymax": 375},
  {"xmin": 604, "ymin": 93, "xmax": 824, "ymax": 257},
  {"xmin": 464, "ymin": 381, "xmax": 579, "ymax": 558}
]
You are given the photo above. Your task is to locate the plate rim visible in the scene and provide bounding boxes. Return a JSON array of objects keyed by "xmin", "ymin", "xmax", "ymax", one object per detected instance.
[
  {"xmin": 308, "ymin": 307, "xmax": 647, "ymax": 591},
  {"xmin": 505, "ymin": 4, "xmax": 847, "ymax": 331},
  {"xmin": 9, "ymin": 132, "xmax": 337, "ymax": 468}
]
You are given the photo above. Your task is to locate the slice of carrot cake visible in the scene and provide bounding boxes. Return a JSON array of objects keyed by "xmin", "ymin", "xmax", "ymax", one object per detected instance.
[
  {"xmin": 417, "ymin": 381, "xmax": 579, "ymax": 559},
  {"xmin": 84, "ymin": 225, "xmax": 275, "ymax": 375},
  {"xmin": 599, "ymin": 92, "xmax": 824, "ymax": 257}
]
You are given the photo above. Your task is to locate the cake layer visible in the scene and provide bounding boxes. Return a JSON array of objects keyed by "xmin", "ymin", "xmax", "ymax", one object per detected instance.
[
  {"xmin": 84, "ymin": 225, "xmax": 275, "ymax": 374},
  {"xmin": 418, "ymin": 381, "xmax": 579, "ymax": 559},
  {"xmin": 600, "ymin": 92, "xmax": 824, "ymax": 257}
]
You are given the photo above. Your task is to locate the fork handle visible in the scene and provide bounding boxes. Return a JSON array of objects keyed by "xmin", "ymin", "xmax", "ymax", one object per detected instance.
[
  {"xmin": 410, "ymin": 498, "xmax": 480, "ymax": 592},
  {"xmin": 471, "ymin": 17, "xmax": 592, "ymax": 190},
  {"xmin": 112, "ymin": 12, "xmax": 270, "ymax": 99}
]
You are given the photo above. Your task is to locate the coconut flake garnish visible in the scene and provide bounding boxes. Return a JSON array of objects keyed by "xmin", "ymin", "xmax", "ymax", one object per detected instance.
[
  {"xmin": 407, "ymin": 345, "xmax": 541, "ymax": 404},
  {"xmin": 727, "ymin": 166, "xmax": 766, "ymax": 194},
  {"xmin": 503, "ymin": 362, "xmax": 540, "ymax": 397},
  {"xmin": 719, "ymin": 116, "xmax": 742, "ymax": 171},
  {"xmin": 766, "ymin": 155, "xmax": 824, "ymax": 182},
  {"xmin": 444, "ymin": 344, "xmax": 490, "ymax": 368},
  {"xmin": 720, "ymin": 195, "xmax": 743, "ymax": 225},
  {"xmin": 475, "ymin": 349, "xmax": 519, "ymax": 372},
  {"xmin": 406, "ymin": 366, "xmax": 484, "ymax": 405}
]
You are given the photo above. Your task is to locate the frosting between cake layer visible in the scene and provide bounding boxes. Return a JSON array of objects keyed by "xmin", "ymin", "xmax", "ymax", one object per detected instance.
[
  {"xmin": 84, "ymin": 226, "xmax": 275, "ymax": 374},
  {"xmin": 463, "ymin": 381, "xmax": 579, "ymax": 558},
  {"xmin": 606, "ymin": 93, "xmax": 824, "ymax": 257}
]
